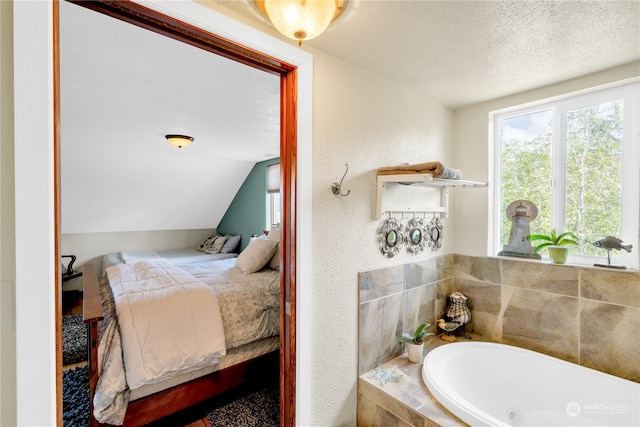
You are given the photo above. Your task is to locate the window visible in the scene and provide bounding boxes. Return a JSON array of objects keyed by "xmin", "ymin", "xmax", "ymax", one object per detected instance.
[
  {"xmin": 492, "ymin": 83, "xmax": 639, "ymax": 269},
  {"xmin": 269, "ymin": 192, "xmax": 281, "ymax": 228},
  {"xmin": 267, "ymin": 162, "xmax": 281, "ymax": 229}
]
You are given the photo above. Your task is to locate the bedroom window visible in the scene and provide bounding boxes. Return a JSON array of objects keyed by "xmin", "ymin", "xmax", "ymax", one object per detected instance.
[
  {"xmin": 270, "ymin": 192, "xmax": 281, "ymax": 228},
  {"xmin": 267, "ymin": 163, "xmax": 281, "ymax": 228},
  {"xmin": 492, "ymin": 83, "xmax": 639, "ymax": 269}
]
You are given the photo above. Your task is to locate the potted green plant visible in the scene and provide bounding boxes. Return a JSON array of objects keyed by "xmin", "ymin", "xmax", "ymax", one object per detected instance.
[
  {"xmin": 398, "ymin": 322, "xmax": 433, "ymax": 362},
  {"xmin": 527, "ymin": 229, "xmax": 578, "ymax": 264}
]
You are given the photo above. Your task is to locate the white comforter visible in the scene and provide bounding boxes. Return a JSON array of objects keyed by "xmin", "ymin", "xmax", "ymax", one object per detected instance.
[{"xmin": 106, "ymin": 260, "xmax": 226, "ymax": 389}]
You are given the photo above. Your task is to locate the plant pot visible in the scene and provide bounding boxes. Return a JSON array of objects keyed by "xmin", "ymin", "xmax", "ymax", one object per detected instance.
[
  {"xmin": 548, "ymin": 246, "xmax": 569, "ymax": 264},
  {"xmin": 406, "ymin": 342, "xmax": 424, "ymax": 363}
]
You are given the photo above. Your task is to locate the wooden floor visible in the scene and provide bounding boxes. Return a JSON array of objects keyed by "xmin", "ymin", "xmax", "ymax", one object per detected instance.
[{"xmin": 62, "ymin": 291, "xmax": 212, "ymax": 427}]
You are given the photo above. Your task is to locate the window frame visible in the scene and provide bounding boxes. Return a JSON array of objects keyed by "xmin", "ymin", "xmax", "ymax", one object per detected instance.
[
  {"xmin": 491, "ymin": 82, "xmax": 639, "ymax": 270},
  {"xmin": 266, "ymin": 162, "xmax": 281, "ymax": 230},
  {"xmin": 269, "ymin": 191, "xmax": 281, "ymax": 229}
]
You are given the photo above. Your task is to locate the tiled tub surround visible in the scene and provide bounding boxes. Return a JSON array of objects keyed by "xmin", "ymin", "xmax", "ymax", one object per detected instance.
[
  {"xmin": 358, "ymin": 338, "xmax": 467, "ymax": 427},
  {"xmin": 358, "ymin": 255, "xmax": 640, "ymax": 426}
]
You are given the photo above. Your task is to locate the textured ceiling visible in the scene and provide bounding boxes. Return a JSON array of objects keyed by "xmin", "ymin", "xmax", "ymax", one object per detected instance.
[
  {"xmin": 60, "ymin": 1, "xmax": 281, "ymax": 163},
  {"xmin": 60, "ymin": 0, "xmax": 640, "ymax": 161},
  {"xmin": 216, "ymin": 0, "xmax": 640, "ymax": 108},
  {"xmin": 59, "ymin": 0, "xmax": 640, "ymax": 233}
]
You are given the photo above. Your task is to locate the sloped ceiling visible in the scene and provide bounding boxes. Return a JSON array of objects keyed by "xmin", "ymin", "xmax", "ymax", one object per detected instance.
[{"xmin": 59, "ymin": 0, "xmax": 280, "ymax": 233}]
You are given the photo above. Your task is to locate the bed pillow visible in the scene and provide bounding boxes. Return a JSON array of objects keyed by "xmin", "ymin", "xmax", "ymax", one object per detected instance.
[
  {"xmin": 204, "ymin": 235, "xmax": 228, "ymax": 254},
  {"xmin": 266, "ymin": 229, "xmax": 281, "ymax": 270},
  {"xmin": 269, "ymin": 245, "xmax": 280, "ymax": 270},
  {"xmin": 197, "ymin": 235, "xmax": 218, "ymax": 253},
  {"xmin": 197, "ymin": 235, "xmax": 227, "ymax": 254},
  {"xmin": 236, "ymin": 239, "xmax": 278, "ymax": 274},
  {"xmin": 220, "ymin": 235, "xmax": 241, "ymax": 254}
]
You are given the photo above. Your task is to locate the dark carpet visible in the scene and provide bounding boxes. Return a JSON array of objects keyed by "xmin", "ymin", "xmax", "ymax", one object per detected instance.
[
  {"xmin": 63, "ymin": 362, "xmax": 279, "ymax": 427},
  {"xmin": 63, "ymin": 314, "xmax": 88, "ymax": 365},
  {"xmin": 146, "ymin": 381, "xmax": 280, "ymax": 427},
  {"xmin": 206, "ymin": 383, "xmax": 279, "ymax": 427},
  {"xmin": 63, "ymin": 365, "xmax": 90, "ymax": 427}
]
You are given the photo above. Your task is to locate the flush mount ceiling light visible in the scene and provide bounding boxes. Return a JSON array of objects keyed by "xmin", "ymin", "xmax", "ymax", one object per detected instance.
[
  {"xmin": 255, "ymin": 0, "xmax": 346, "ymax": 46},
  {"xmin": 165, "ymin": 134, "xmax": 194, "ymax": 149}
]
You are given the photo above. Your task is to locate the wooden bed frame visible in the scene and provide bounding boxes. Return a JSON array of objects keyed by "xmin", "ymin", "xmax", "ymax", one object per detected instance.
[{"xmin": 82, "ymin": 264, "xmax": 279, "ymax": 427}]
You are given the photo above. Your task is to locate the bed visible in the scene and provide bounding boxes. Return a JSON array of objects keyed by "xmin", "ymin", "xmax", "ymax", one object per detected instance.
[
  {"xmin": 83, "ymin": 234, "xmax": 282, "ymax": 426},
  {"xmin": 101, "ymin": 248, "xmax": 238, "ymax": 273},
  {"xmin": 100, "ymin": 232, "xmax": 243, "ymax": 273}
]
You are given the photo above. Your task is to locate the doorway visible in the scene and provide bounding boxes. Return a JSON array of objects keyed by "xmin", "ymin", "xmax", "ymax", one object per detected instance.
[{"xmin": 54, "ymin": 1, "xmax": 298, "ymax": 425}]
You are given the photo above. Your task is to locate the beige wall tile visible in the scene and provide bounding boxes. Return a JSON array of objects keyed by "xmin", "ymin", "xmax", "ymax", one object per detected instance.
[
  {"xmin": 357, "ymin": 389, "xmax": 380, "ymax": 427},
  {"xmin": 454, "ymin": 278, "xmax": 501, "ymax": 336},
  {"xmin": 357, "ymin": 387, "xmax": 413, "ymax": 427},
  {"xmin": 580, "ymin": 269, "xmax": 640, "ymax": 308},
  {"xmin": 403, "ymin": 284, "xmax": 436, "ymax": 338},
  {"xmin": 358, "ymin": 377, "xmax": 426, "ymax": 427},
  {"xmin": 453, "ymin": 254, "xmax": 501, "ymax": 284},
  {"xmin": 502, "ymin": 287, "xmax": 579, "ymax": 362},
  {"xmin": 580, "ymin": 299, "xmax": 640, "ymax": 382},
  {"xmin": 404, "ymin": 259, "xmax": 437, "ymax": 290},
  {"xmin": 360, "ymin": 265, "xmax": 404, "ymax": 303},
  {"xmin": 360, "ymin": 293, "xmax": 404, "ymax": 374},
  {"xmin": 502, "ymin": 260, "xmax": 579, "ymax": 296},
  {"xmin": 436, "ymin": 254, "xmax": 454, "ymax": 281}
]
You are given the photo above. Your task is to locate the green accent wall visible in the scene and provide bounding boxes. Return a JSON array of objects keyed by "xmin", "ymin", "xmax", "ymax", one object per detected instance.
[{"xmin": 217, "ymin": 158, "xmax": 279, "ymax": 250}]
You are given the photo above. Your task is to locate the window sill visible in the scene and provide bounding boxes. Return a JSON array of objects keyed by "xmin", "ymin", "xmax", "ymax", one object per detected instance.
[{"xmin": 493, "ymin": 254, "xmax": 638, "ymax": 273}]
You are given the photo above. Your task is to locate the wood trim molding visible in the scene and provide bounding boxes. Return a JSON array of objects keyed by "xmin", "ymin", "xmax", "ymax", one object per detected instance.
[
  {"xmin": 53, "ymin": 2, "xmax": 62, "ymax": 425},
  {"xmin": 279, "ymin": 68, "xmax": 298, "ymax": 427},
  {"xmin": 55, "ymin": 1, "xmax": 298, "ymax": 425}
]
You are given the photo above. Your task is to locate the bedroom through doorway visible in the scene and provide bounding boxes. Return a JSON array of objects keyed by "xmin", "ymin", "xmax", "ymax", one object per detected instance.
[{"xmin": 55, "ymin": 1, "xmax": 298, "ymax": 425}]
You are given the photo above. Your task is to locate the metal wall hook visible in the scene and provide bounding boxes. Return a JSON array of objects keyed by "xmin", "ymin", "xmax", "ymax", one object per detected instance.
[{"xmin": 332, "ymin": 163, "xmax": 351, "ymax": 196}]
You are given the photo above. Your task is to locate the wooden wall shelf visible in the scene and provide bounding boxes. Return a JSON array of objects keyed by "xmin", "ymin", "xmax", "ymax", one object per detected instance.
[{"xmin": 375, "ymin": 173, "xmax": 487, "ymax": 219}]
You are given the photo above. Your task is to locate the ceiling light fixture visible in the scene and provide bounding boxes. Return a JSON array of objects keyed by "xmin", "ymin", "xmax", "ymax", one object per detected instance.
[
  {"xmin": 255, "ymin": 0, "xmax": 346, "ymax": 46},
  {"xmin": 165, "ymin": 134, "xmax": 194, "ymax": 149}
]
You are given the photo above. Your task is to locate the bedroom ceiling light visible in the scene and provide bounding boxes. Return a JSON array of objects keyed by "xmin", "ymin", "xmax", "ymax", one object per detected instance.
[
  {"xmin": 255, "ymin": 0, "xmax": 346, "ymax": 46},
  {"xmin": 165, "ymin": 134, "xmax": 194, "ymax": 149}
]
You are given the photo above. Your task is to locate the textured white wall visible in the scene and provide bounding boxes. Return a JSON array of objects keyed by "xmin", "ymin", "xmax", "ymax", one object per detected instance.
[
  {"xmin": 310, "ymin": 50, "xmax": 453, "ymax": 425},
  {"xmin": 451, "ymin": 61, "xmax": 640, "ymax": 259}
]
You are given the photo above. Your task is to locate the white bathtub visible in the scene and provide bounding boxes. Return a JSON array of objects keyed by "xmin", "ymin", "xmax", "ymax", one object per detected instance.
[{"xmin": 423, "ymin": 342, "xmax": 640, "ymax": 426}]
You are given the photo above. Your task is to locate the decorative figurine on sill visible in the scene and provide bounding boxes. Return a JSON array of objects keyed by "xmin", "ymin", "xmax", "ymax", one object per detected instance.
[
  {"xmin": 369, "ymin": 363, "xmax": 402, "ymax": 386},
  {"xmin": 438, "ymin": 292, "xmax": 471, "ymax": 342},
  {"xmin": 437, "ymin": 319, "xmax": 460, "ymax": 342},
  {"xmin": 593, "ymin": 236, "xmax": 633, "ymax": 270},
  {"xmin": 498, "ymin": 200, "xmax": 542, "ymax": 260}
]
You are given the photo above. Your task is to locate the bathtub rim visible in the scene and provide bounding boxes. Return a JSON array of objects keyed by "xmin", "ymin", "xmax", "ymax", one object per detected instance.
[
  {"xmin": 422, "ymin": 341, "xmax": 640, "ymax": 427},
  {"xmin": 423, "ymin": 342, "xmax": 508, "ymax": 426}
]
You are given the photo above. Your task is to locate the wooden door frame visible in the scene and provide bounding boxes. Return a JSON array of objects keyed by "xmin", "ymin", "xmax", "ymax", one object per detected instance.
[{"xmin": 54, "ymin": 1, "xmax": 298, "ymax": 424}]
